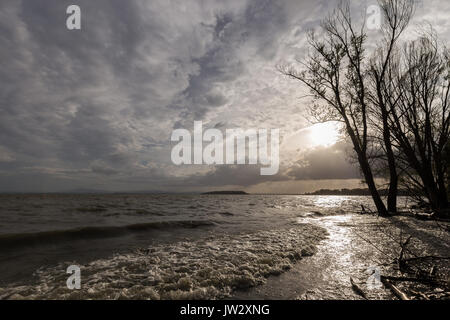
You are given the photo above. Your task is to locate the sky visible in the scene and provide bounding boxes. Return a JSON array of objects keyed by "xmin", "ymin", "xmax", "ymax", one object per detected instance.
[{"xmin": 0, "ymin": 0, "xmax": 449, "ymax": 193}]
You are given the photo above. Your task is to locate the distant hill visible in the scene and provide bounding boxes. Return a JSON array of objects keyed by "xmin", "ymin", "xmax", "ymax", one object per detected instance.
[
  {"xmin": 304, "ymin": 188, "xmax": 411, "ymax": 196},
  {"xmin": 202, "ymin": 191, "xmax": 249, "ymax": 195}
]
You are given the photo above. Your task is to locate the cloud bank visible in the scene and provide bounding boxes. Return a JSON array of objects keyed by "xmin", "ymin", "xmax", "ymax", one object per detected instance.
[{"xmin": 0, "ymin": 0, "xmax": 448, "ymax": 192}]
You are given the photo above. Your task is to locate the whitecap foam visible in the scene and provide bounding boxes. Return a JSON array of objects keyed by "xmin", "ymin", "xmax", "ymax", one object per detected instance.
[{"xmin": 0, "ymin": 224, "xmax": 327, "ymax": 300}]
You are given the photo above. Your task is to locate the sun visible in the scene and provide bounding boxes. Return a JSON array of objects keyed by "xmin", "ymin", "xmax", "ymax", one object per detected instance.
[
  {"xmin": 280, "ymin": 121, "xmax": 342, "ymax": 152},
  {"xmin": 308, "ymin": 121, "xmax": 341, "ymax": 147}
]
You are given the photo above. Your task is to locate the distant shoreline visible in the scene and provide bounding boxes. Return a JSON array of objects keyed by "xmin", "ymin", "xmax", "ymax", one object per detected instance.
[
  {"xmin": 303, "ymin": 188, "xmax": 413, "ymax": 196},
  {"xmin": 202, "ymin": 191, "xmax": 248, "ymax": 195},
  {"xmin": 0, "ymin": 190, "xmax": 412, "ymax": 196}
]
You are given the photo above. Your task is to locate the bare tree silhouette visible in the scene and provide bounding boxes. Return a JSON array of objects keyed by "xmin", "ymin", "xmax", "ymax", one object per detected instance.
[
  {"xmin": 386, "ymin": 29, "xmax": 450, "ymax": 216},
  {"xmin": 279, "ymin": 0, "xmax": 415, "ymax": 216}
]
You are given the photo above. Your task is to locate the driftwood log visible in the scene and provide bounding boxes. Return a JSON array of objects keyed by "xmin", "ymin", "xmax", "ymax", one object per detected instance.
[
  {"xmin": 380, "ymin": 276, "xmax": 409, "ymax": 300},
  {"xmin": 350, "ymin": 277, "xmax": 368, "ymax": 299}
]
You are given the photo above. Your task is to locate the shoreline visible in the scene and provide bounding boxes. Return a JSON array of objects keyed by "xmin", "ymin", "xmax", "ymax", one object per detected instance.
[
  {"xmin": 233, "ymin": 214, "xmax": 450, "ymax": 300},
  {"xmin": 1, "ymin": 209, "xmax": 448, "ymax": 300}
]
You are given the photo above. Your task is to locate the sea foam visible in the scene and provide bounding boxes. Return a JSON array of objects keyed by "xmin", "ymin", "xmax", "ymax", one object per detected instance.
[{"xmin": 0, "ymin": 223, "xmax": 327, "ymax": 300}]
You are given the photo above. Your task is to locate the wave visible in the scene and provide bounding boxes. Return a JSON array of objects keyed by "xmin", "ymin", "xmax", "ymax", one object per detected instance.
[
  {"xmin": 0, "ymin": 224, "xmax": 328, "ymax": 300},
  {"xmin": 0, "ymin": 220, "xmax": 216, "ymax": 249},
  {"xmin": 218, "ymin": 211, "xmax": 234, "ymax": 216},
  {"xmin": 75, "ymin": 207, "xmax": 108, "ymax": 213}
]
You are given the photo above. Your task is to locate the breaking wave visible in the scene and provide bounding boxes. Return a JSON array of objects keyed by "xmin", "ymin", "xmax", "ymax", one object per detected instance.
[
  {"xmin": 0, "ymin": 220, "xmax": 215, "ymax": 249},
  {"xmin": 0, "ymin": 224, "xmax": 327, "ymax": 300}
]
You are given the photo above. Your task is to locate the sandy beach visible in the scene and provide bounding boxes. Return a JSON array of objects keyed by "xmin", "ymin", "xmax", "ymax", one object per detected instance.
[{"xmin": 234, "ymin": 214, "xmax": 450, "ymax": 300}]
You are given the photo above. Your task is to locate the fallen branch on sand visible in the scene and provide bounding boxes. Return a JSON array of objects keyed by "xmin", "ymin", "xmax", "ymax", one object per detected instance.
[
  {"xmin": 402, "ymin": 255, "xmax": 450, "ymax": 262},
  {"xmin": 410, "ymin": 289, "xmax": 429, "ymax": 300},
  {"xmin": 350, "ymin": 277, "xmax": 368, "ymax": 299},
  {"xmin": 359, "ymin": 205, "xmax": 375, "ymax": 215},
  {"xmin": 380, "ymin": 277, "xmax": 409, "ymax": 300},
  {"xmin": 380, "ymin": 275, "xmax": 444, "ymax": 286},
  {"xmin": 398, "ymin": 235, "xmax": 412, "ymax": 270}
]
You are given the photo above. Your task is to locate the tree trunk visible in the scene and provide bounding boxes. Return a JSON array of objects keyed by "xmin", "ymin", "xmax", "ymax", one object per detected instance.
[
  {"xmin": 382, "ymin": 112, "xmax": 398, "ymax": 213},
  {"xmin": 357, "ymin": 150, "xmax": 389, "ymax": 216},
  {"xmin": 345, "ymin": 120, "xmax": 389, "ymax": 217},
  {"xmin": 387, "ymin": 173, "xmax": 398, "ymax": 213},
  {"xmin": 362, "ymin": 162, "xmax": 389, "ymax": 217},
  {"xmin": 435, "ymin": 164, "xmax": 449, "ymax": 216}
]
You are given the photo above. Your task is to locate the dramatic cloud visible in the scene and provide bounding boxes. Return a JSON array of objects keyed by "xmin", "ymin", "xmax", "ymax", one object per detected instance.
[
  {"xmin": 0, "ymin": 0, "xmax": 448, "ymax": 192},
  {"xmin": 286, "ymin": 142, "xmax": 361, "ymax": 180}
]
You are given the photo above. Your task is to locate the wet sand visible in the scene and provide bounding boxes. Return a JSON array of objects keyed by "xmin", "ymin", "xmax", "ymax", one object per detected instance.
[{"xmin": 233, "ymin": 214, "xmax": 450, "ymax": 300}]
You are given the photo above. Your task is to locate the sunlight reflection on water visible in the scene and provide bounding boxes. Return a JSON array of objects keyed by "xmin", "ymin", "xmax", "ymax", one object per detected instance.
[{"xmin": 313, "ymin": 196, "xmax": 352, "ymax": 208}]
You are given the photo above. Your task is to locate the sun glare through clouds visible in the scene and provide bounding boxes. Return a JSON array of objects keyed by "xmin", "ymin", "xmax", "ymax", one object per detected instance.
[{"xmin": 308, "ymin": 122, "xmax": 341, "ymax": 148}]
